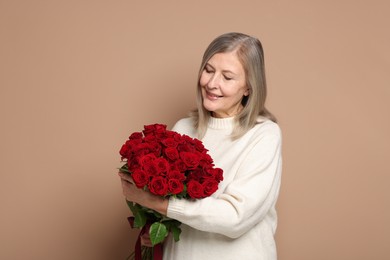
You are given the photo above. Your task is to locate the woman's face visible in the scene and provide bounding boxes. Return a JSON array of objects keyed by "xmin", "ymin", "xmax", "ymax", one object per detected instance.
[{"xmin": 200, "ymin": 51, "xmax": 249, "ymax": 118}]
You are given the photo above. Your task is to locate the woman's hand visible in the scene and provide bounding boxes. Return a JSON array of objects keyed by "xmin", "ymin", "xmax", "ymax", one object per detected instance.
[
  {"xmin": 118, "ymin": 172, "xmax": 169, "ymax": 216},
  {"xmin": 118, "ymin": 172, "xmax": 140, "ymax": 202}
]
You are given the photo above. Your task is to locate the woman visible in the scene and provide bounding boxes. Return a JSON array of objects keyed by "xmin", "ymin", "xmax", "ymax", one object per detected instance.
[{"xmin": 119, "ymin": 32, "xmax": 282, "ymax": 259}]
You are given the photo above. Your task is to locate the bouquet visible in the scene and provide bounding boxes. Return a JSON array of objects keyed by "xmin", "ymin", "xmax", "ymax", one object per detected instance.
[{"xmin": 119, "ymin": 124, "xmax": 223, "ymax": 260}]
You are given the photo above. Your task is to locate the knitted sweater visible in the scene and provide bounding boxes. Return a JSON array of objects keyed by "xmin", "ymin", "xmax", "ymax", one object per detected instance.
[{"xmin": 163, "ymin": 116, "xmax": 282, "ymax": 260}]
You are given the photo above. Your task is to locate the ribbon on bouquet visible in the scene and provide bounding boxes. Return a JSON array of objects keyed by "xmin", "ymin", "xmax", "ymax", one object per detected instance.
[{"xmin": 128, "ymin": 217, "xmax": 163, "ymax": 260}]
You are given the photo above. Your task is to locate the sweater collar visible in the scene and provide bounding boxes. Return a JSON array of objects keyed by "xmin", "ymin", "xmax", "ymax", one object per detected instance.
[{"xmin": 208, "ymin": 116, "xmax": 235, "ymax": 130}]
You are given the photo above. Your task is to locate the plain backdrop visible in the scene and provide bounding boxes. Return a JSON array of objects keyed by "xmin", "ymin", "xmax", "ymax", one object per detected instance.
[{"xmin": 1, "ymin": 1, "xmax": 389, "ymax": 259}]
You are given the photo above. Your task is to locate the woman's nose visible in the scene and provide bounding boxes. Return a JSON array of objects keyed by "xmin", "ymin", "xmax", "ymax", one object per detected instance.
[{"xmin": 206, "ymin": 74, "xmax": 220, "ymax": 90}]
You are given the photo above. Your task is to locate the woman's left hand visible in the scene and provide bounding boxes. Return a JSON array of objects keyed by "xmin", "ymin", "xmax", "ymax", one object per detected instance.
[
  {"xmin": 118, "ymin": 172, "xmax": 142, "ymax": 204},
  {"xmin": 118, "ymin": 172, "xmax": 169, "ymax": 216}
]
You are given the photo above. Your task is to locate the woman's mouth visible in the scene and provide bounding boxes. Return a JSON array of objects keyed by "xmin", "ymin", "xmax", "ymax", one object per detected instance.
[{"xmin": 206, "ymin": 91, "xmax": 223, "ymax": 100}]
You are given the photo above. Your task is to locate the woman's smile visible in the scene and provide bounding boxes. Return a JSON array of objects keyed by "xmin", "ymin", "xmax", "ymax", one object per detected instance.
[{"xmin": 205, "ymin": 90, "xmax": 223, "ymax": 100}]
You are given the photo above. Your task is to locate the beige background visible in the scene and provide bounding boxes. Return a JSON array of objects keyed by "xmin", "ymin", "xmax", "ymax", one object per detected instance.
[{"xmin": 1, "ymin": 1, "xmax": 389, "ymax": 259}]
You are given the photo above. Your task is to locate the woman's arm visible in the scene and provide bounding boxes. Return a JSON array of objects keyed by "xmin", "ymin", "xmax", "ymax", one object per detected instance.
[{"xmin": 167, "ymin": 129, "xmax": 282, "ymax": 238}]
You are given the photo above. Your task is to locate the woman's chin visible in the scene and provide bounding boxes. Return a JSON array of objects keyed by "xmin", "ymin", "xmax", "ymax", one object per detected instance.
[{"xmin": 202, "ymin": 102, "xmax": 217, "ymax": 114}]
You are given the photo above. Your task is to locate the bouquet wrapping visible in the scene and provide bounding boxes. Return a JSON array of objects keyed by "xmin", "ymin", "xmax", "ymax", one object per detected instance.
[{"xmin": 119, "ymin": 124, "xmax": 223, "ymax": 260}]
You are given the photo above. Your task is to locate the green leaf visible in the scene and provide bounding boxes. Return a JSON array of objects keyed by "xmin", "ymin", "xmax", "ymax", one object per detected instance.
[
  {"xmin": 162, "ymin": 219, "xmax": 181, "ymax": 242},
  {"xmin": 119, "ymin": 164, "xmax": 131, "ymax": 173},
  {"xmin": 149, "ymin": 209, "xmax": 163, "ymax": 219},
  {"xmin": 126, "ymin": 200, "xmax": 136, "ymax": 212},
  {"xmin": 126, "ymin": 201, "xmax": 146, "ymax": 228},
  {"xmin": 133, "ymin": 209, "xmax": 146, "ymax": 228},
  {"xmin": 150, "ymin": 222, "xmax": 168, "ymax": 246},
  {"xmin": 170, "ymin": 225, "xmax": 182, "ymax": 242}
]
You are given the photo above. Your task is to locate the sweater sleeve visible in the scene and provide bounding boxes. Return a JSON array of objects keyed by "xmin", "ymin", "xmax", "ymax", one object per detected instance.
[{"xmin": 167, "ymin": 123, "xmax": 282, "ymax": 238}]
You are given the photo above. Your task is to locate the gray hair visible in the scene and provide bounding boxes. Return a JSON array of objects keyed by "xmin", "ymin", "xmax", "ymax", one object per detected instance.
[{"xmin": 191, "ymin": 32, "xmax": 276, "ymax": 139}]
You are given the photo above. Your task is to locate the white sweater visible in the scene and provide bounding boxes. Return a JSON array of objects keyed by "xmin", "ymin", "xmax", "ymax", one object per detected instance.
[{"xmin": 163, "ymin": 116, "xmax": 282, "ymax": 260}]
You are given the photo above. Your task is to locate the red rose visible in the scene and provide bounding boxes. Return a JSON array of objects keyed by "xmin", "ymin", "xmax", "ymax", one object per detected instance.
[
  {"xmin": 203, "ymin": 167, "xmax": 224, "ymax": 182},
  {"xmin": 167, "ymin": 170, "xmax": 186, "ymax": 181},
  {"xmin": 172, "ymin": 132, "xmax": 184, "ymax": 143},
  {"xmin": 186, "ymin": 168, "xmax": 203, "ymax": 182},
  {"xmin": 180, "ymin": 152, "xmax": 201, "ymax": 169},
  {"xmin": 142, "ymin": 161, "xmax": 158, "ymax": 176},
  {"xmin": 154, "ymin": 157, "xmax": 170, "ymax": 174},
  {"xmin": 134, "ymin": 143, "xmax": 153, "ymax": 157},
  {"xmin": 177, "ymin": 143, "xmax": 195, "ymax": 153},
  {"xmin": 132, "ymin": 169, "xmax": 150, "ymax": 188},
  {"xmin": 154, "ymin": 124, "xmax": 167, "ymax": 133},
  {"xmin": 199, "ymin": 152, "xmax": 214, "ymax": 165},
  {"xmin": 142, "ymin": 124, "xmax": 156, "ymax": 136},
  {"xmin": 182, "ymin": 135, "xmax": 193, "ymax": 143},
  {"xmin": 173, "ymin": 159, "xmax": 188, "ymax": 172},
  {"xmin": 187, "ymin": 180, "xmax": 204, "ymax": 199},
  {"xmin": 119, "ymin": 143, "xmax": 130, "ymax": 159},
  {"xmin": 127, "ymin": 157, "xmax": 140, "ymax": 171},
  {"xmin": 164, "ymin": 130, "xmax": 177, "ymax": 138},
  {"xmin": 129, "ymin": 132, "xmax": 143, "ymax": 140},
  {"xmin": 148, "ymin": 176, "xmax": 168, "ymax": 196},
  {"xmin": 143, "ymin": 124, "xmax": 167, "ymax": 137},
  {"xmin": 138, "ymin": 153, "xmax": 157, "ymax": 167},
  {"xmin": 202, "ymin": 179, "xmax": 219, "ymax": 196},
  {"xmin": 161, "ymin": 137, "xmax": 178, "ymax": 148},
  {"xmin": 120, "ymin": 139, "xmax": 142, "ymax": 159},
  {"xmin": 147, "ymin": 142, "xmax": 162, "ymax": 157},
  {"xmin": 144, "ymin": 135, "xmax": 157, "ymax": 143},
  {"xmin": 193, "ymin": 138, "xmax": 206, "ymax": 152},
  {"xmin": 211, "ymin": 167, "xmax": 224, "ymax": 182},
  {"xmin": 164, "ymin": 147, "xmax": 179, "ymax": 161},
  {"xmin": 168, "ymin": 179, "xmax": 184, "ymax": 195}
]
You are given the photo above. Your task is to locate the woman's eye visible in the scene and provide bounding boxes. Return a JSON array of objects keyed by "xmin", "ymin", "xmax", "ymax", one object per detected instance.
[
  {"xmin": 205, "ymin": 68, "xmax": 213, "ymax": 73},
  {"xmin": 223, "ymin": 75, "xmax": 232, "ymax": 80}
]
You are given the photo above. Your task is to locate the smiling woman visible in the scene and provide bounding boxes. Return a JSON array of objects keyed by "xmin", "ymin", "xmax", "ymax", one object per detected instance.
[
  {"xmin": 119, "ymin": 32, "xmax": 282, "ymax": 260},
  {"xmin": 192, "ymin": 32, "xmax": 277, "ymax": 140}
]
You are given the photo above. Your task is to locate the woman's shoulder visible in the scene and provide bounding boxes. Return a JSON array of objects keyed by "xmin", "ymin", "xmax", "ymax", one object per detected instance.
[
  {"xmin": 172, "ymin": 117, "xmax": 193, "ymax": 129},
  {"xmin": 171, "ymin": 117, "xmax": 196, "ymax": 136},
  {"xmin": 253, "ymin": 116, "xmax": 282, "ymax": 139}
]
